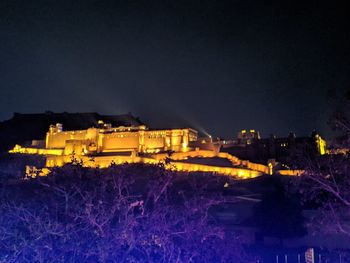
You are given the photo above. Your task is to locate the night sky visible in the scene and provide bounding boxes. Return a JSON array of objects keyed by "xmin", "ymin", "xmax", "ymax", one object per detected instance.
[{"xmin": 1, "ymin": 0, "xmax": 349, "ymax": 138}]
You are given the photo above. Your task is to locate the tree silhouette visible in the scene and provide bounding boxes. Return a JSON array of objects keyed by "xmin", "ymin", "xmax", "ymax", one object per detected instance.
[
  {"xmin": 291, "ymin": 92, "xmax": 350, "ymax": 237},
  {"xmin": 0, "ymin": 162, "xmax": 257, "ymax": 263}
]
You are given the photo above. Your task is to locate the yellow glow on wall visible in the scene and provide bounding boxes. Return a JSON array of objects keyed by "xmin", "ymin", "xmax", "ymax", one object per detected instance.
[
  {"xmin": 277, "ymin": 170, "xmax": 304, "ymax": 176},
  {"xmin": 317, "ymin": 136, "xmax": 326, "ymax": 155},
  {"xmin": 10, "ymin": 145, "xmax": 63, "ymax": 155},
  {"xmin": 10, "ymin": 124, "xmax": 301, "ymax": 179}
]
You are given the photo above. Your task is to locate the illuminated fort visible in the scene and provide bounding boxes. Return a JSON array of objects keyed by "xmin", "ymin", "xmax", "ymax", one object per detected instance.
[
  {"xmin": 6, "ymin": 112, "xmax": 326, "ymax": 178},
  {"xmin": 9, "ymin": 120, "xmax": 277, "ymax": 178}
]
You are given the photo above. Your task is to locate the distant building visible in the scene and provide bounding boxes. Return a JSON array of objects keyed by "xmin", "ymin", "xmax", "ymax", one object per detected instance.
[
  {"xmin": 237, "ymin": 129, "xmax": 261, "ymax": 145},
  {"xmin": 221, "ymin": 129, "xmax": 327, "ymax": 164}
]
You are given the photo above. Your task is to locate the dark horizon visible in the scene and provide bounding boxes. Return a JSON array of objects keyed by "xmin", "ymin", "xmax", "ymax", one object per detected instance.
[{"xmin": 1, "ymin": 1, "xmax": 349, "ymax": 138}]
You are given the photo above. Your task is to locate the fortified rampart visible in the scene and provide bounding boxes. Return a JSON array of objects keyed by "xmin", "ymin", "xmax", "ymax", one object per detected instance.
[{"xmin": 10, "ymin": 122, "xmax": 302, "ymax": 178}]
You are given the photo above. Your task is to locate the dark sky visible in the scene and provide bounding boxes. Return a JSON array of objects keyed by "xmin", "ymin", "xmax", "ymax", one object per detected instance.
[{"xmin": 0, "ymin": 0, "xmax": 349, "ymax": 138}]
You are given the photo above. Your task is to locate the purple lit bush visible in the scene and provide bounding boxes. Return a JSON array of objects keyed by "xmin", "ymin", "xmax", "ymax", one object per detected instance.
[{"xmin": 0, "ymin": 162, "xmax": 254, "ymax": 262}]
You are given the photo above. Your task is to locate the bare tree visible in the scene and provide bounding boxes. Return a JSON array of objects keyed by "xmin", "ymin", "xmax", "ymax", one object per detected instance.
[
  {"xmin": 0, "ymin": 162, "xmax": 257, "ymax": 262},
  {"xmin": 291, "ymin": 97, "xmax": 350, "ymax": 237}
]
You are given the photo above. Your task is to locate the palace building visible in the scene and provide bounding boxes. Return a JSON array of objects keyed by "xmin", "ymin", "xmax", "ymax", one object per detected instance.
[
  {"xmin": 44, "ymin": 121, "xmax": 198, "ymax": 156},
  {"xmin": 8, "ymin": 113, "xmax": 318, "ymax": 178},
  {"xmin": 9, "ymin": 120, "xmax": 277, "ymax": 179}
]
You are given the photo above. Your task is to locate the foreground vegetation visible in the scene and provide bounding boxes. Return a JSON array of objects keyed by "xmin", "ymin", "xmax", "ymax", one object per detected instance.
[
  {"xmin": 2, "ymin": 145, "xmax": 350, "ymax": 262},
  {"xmin": 0, "ymin": 162, "xmax": 257, "ymax": 263}
]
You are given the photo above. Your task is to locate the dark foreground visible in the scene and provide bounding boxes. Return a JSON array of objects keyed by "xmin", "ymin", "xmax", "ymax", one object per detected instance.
[{"xmin": 0, "ymin": 155, "xmax": 349, "ymax": 262}]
